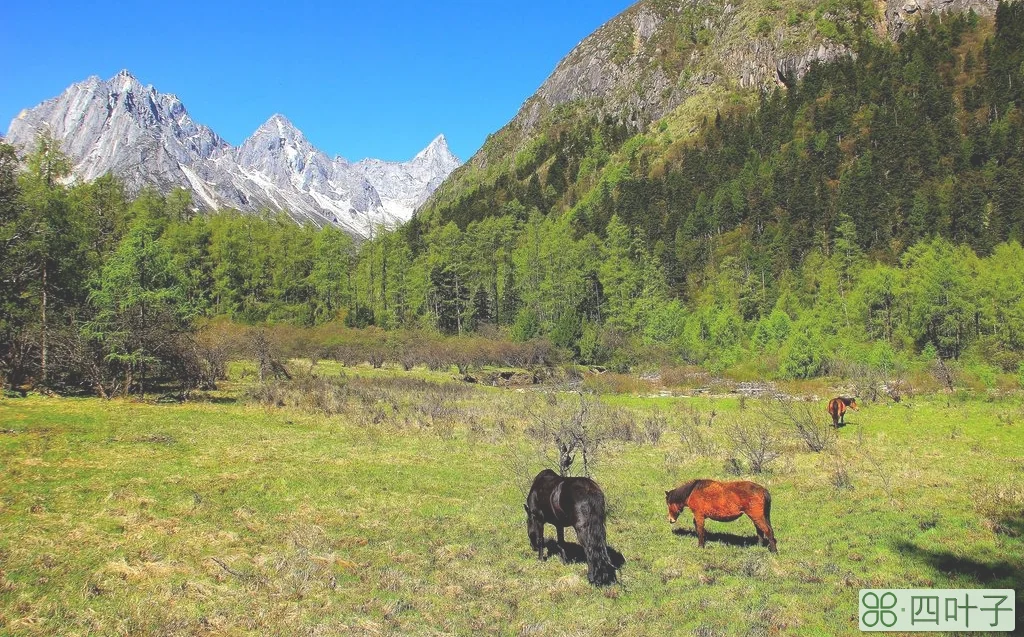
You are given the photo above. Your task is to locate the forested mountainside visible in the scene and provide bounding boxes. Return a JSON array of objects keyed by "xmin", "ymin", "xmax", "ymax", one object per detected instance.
[
  {"xmin": 2, "ymin": 2, "xmax": 1024, "ymax": 397},
  {"xmin": 385, "ymin": 4, "xmax": 1024, "ymax": 369}
]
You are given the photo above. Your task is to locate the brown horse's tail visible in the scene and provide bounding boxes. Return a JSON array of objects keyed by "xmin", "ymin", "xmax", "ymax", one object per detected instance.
[{"xmin": 577, "ymin": 497, "xmax": 617, "ymax": 586}]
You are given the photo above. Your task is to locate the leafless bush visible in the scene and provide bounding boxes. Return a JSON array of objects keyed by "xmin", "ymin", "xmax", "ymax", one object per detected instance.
[
  {"xmin": 883, "ymin": 376, "xmax": 913, "ymax": 403},
  {"xmin": 679, "ymin": 406, "xmax": 719, "ymax": 456},
  {"xmin": 726, "ymin": 414, "xmax": 783, "ymax": 474},
  {"xmin": 642, "ymin": 413, "xmax": 667, "ymax": 444},
  {"xmin": 366, "ymin": 345, "xmax": 386, "ymax": 369},
  {"xmin": 849, "ymin": 362, "xmax": 883, "ymax": 403},
  {"xmin": 415, "ymin": 387, "xmax": 462, "ymax": 436},
  {"xmin": 330, "ymin": 342, "xmax": 366, "ymax": 367},
  {"xmin": 759, "ymin": 398, "xmax": 835, "ymax": 453},
  {"xmin": 250, "ymin": 373, "xmax": 349, "ymax": 415},
  {"xmin": 251, "ymin": 330, "xmax": 290, "ymax": 382},
  {"xmin": 931, "ymin": 358, "xmax": 957, "ymax": 393},
  {"xmin": 825, "ymin": 452, "xmax": 854, "ymax": 491},
  {"xmin": 398, "ymin": 345, "xmax": 421, "ymax": 371},
  {"xmin": 602, "ymin": 406, "xmax": 641, "ymax": 443},
  {"xmin": 525, "ymin": 392, "xmax": 606, "ymax": 477}
]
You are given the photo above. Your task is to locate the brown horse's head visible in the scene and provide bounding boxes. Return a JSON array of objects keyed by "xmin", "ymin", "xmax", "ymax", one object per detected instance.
[
  {"xmin": 665, "ymin": 490, "xmax": 685, "ymax": 523},
  {"xmin": 847, "ymin": 398, "xmax": 859, "ymax": 411}
]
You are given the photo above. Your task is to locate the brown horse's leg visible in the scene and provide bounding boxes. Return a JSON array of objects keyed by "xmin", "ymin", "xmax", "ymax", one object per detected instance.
[
  {"xmin": 694, "ymin": 514, "xmax": 707, "ymax": 548},
  {"xmin": 750, "ymin": 515, "xmax": 773, "ymax": 550},
  {"xmin": 754, "ymin": 523, "xmax": 766, "ymax": 546}
]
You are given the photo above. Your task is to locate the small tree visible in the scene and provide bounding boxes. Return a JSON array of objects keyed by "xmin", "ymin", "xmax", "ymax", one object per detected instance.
[
  {"xmin": 82, "ymin": 214, "xmax": 190, "ymax": 396},
  {"xmin": 727, "ymin": 414, "xmax": 783, "ymax": 473},
  {"xmin": 526, "ymin": 392, "xmax": 604, "ymax": 477},
  {"xmin": 761, "ymin": 398, "xmax": 835, "ymax": 453}
]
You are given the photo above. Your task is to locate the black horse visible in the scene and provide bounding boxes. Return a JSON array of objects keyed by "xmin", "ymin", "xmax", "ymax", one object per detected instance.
[{"xmin": 524, "ymin": 469, "xmax": 617, "ymax": 586}]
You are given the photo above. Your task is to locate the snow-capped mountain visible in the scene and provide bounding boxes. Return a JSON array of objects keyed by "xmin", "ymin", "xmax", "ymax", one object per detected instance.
[{"xmin": 5, "ymin": 70, "xmax": 461, "ymax": 236}]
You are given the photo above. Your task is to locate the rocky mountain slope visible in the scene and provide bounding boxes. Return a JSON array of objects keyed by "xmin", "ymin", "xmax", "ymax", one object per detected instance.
[
  {"xmin": 5, "ymin": 70, "xmax": 460, "ymax": 237},
  {"xmin": 420, "ymin": 0, "xmax": 998, "ymax": 221}
]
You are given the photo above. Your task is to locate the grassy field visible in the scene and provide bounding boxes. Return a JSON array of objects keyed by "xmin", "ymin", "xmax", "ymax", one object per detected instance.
[{"xmin": 0, "ymin": 364, "xmax": 1022, "ymax": 636}]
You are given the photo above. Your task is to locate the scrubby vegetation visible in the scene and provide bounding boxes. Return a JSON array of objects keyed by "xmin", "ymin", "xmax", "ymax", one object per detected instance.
[{"xmin": 1, "ymin": 363, "xmax": 1021, "ymax": 634}]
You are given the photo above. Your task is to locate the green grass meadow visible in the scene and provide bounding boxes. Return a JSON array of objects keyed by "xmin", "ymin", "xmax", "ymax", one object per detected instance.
[{"xmin": 1, "ymin": 367, "xmax": 1022, "ymax": 635}]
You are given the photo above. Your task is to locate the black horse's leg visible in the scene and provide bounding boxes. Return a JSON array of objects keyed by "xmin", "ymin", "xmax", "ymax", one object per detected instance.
[
  {"xmin": 556, "ymin": 526, "xmax": 568, "ymax": 563},
  {"xmin": 538, "ymin": 522, "xmax": 546, "ymax": 561}
]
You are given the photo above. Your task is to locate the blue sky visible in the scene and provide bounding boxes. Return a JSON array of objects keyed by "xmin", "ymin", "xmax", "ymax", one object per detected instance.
[{"xmin": 1, "ymin": 1, "xmax": 630, "ymax": 162}]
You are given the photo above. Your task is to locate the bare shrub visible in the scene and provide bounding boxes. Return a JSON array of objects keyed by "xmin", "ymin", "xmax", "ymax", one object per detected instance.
[
  {"xmin": 759, "ymin": 398, "xmax": 835, "ymax": 453},
  {"xmin": 582, "ymin": 372, "xmax": 652, "ymax": 395},
  {"xmin": 679, "ymin": 406, "xmax": 719, "ymax": 456},
  {"xmin": 331, "ymin": 341, "xmax": 367, "ymax": 367},
  {"xmin": 857, "ymin": 442, "xmax": 897, "ymax": 504},
  {"xmin": 931, "ymin": 358, "xmax": 957, "ymax": 392},
  {"xmin": 366, "ymin": 344, "xmax": 386, "ymax": 369},
  {"xmin": 398, "ymin": 343, "xmax": 421, "ymax": 371},
  {"xmin": 824, "ymin": 452, "xmax": 854, "ymax": 491},
  {"xmin": 250, "ymin": 373, "xmax": 349, "ymax": 415},
  {"xmin": 848, "ymin": 362, "xmax": 883, "ymax": 403},
  {"xmin": 602, "ymin": 406, "xmax": 641, "ymax": 442},
  {"xmin": 726, "ymin": 414, "xmax": 783, "ymax": 474},
  {"xmin": 251, "ymin": 330, "xmax": 290, "ymax": 382},
  {"xmin": 525, "ymin": 392, "xmax": 606, "ymax": 477},
  {"xmin": 642, "ymin": 413, "xmax": 667, "ymax": 444}
]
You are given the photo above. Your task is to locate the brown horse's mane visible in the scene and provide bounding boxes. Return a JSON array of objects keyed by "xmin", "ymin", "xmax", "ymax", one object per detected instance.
[{"xmin": 667, "ymin": 479, "xmax": 713, "ymax": 505}]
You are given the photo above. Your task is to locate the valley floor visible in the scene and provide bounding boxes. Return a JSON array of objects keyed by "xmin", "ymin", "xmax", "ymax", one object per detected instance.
[{"xmin": 0, "ymin": 366, "xmax": 1021, "ymax": 635}]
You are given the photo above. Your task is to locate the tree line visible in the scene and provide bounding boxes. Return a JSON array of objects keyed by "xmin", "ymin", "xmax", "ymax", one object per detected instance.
[{"xmin": 2, "ymin": 6, "xmax": 1024, "ymax": 395}]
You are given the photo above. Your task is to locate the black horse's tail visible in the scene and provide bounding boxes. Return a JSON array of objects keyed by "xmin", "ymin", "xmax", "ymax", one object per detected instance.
[{"xmin": 577, "ymin": 496, "xmax": 617, "ymax": 586}]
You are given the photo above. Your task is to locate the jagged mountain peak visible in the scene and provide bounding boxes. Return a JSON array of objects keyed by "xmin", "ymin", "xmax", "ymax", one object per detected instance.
[
  {"xmin": 414, "ymin": 134, "xmax": 456, "ymax": 161},
  {"xmin": 257, "ymin": 113, "xmax": 305, "ymax": 139},
  {"xmin": 5, "ymin": 71, "xmax": 460, "ymax": 237}
]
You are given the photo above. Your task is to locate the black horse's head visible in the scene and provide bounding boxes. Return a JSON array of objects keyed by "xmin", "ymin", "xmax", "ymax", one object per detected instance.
[{"xmin": 524, "ymin": 504, "xmax": 544, "ymax": 551}]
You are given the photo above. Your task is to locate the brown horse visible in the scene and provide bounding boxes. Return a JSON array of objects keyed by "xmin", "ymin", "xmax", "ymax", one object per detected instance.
[
  {"xmin": 827, "ymin": 396, "xmax": 858, "ymax": 427},
  {"xmin": 665, "ymin": 479, "xmax": 777, "ymax": 552},
  {"xmin": 525, "ymin": 469, "xmax": 617, "ymax": 586}
]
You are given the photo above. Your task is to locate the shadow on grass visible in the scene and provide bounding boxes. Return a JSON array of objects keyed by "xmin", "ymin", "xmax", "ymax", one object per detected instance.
[
  {"xmin": 894, "ymin": 531, "xmax": 1024, "ymax": 627},
  {"xmin": 671, "ymin": 526, "xmax": 761, "ymax": 548},
  {"xmin": 192, "ymin": 395, "xmax": 239, "ymax": 405},
  {"xmin": 893, "ymin": 541, "xmax": 1022, "ymax": 585},
  {"xmin": 895, "ymin": 536, "xmax": 1024, "ymax": 624},
  {"xmin": 543, "ymin": 539, "xmax": 626, "ymax": 569}
]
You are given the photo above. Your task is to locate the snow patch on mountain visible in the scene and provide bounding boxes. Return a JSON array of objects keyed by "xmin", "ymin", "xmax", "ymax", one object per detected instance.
[{"xmin": 4, "ymin": 70, "xmax": 460, "ymax": 237}]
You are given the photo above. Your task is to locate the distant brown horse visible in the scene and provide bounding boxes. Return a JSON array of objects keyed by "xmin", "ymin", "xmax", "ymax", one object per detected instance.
[
  {"xmin": 525, "ymin": 469, "xmax": 618, "ymax": 586},
  {"xmin": 665, "ymin": 479, "xmax": 777, "ymax": 552},
  {"xmin": 827, "ymin": 396, "xmax": 858, "ymax": 427}
]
